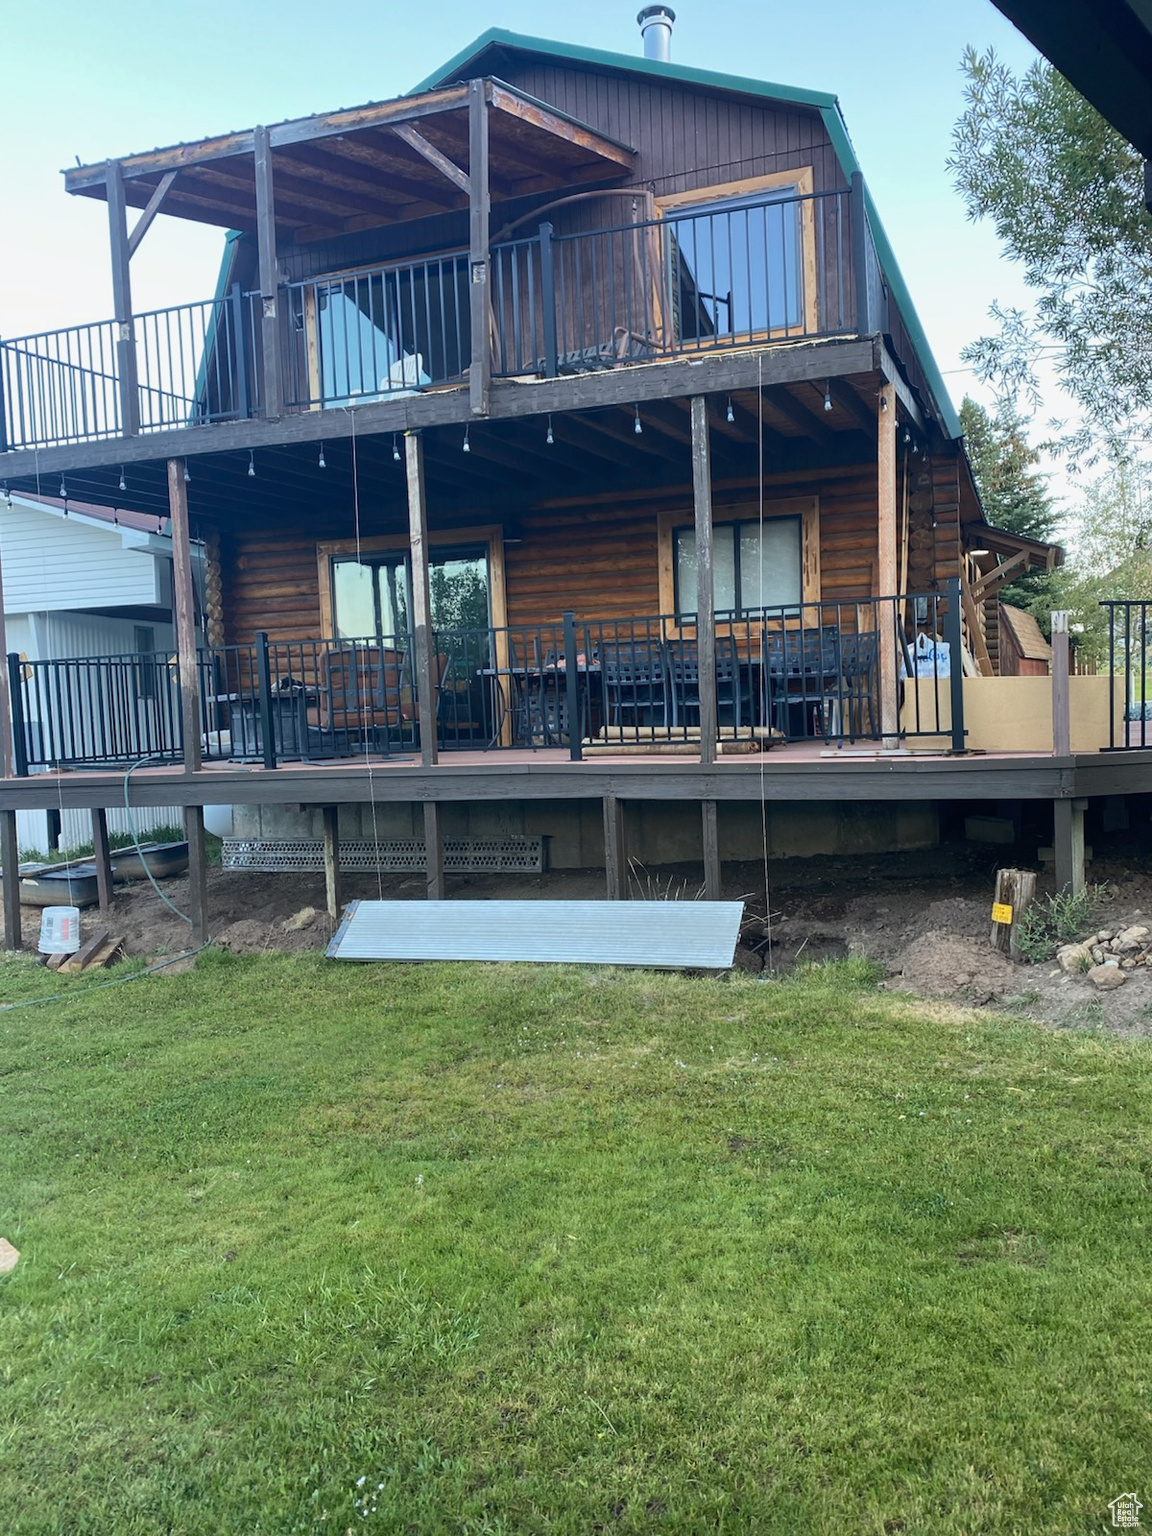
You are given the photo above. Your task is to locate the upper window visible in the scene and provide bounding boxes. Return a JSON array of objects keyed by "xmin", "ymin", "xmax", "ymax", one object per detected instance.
[
  {"xmin": 665, "ymin": 188, "xmax": 804, "ymax": 343},
  {"xmin": 674, "ymin": 517, "xmax": 802, "ymax": 621}
]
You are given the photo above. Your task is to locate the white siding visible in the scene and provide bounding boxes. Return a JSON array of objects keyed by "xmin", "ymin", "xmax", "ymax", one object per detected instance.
[
  {"xmin": 17, "ymin": 805, "xmax": 184, "ymax": 858},
  {"xmin": 1, "ymin": 503, "xmax": 162, "ymax": 612}
]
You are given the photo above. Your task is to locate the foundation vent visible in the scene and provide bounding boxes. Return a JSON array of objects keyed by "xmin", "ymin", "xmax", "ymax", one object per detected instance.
[{"xmin": 222, "ymin": 835, "xmax": 548, "ymax": 874}]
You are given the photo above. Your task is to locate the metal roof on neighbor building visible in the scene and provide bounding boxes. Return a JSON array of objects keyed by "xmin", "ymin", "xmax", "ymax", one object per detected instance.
[{"xmin": 328, "ymin": 899, "xmax": 744, "ymax": 969}]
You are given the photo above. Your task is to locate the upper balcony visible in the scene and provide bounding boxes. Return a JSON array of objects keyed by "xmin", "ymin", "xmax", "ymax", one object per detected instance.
[{"xmin": 0, "ymin": 71, "xmax": 912, "ymax": 462}]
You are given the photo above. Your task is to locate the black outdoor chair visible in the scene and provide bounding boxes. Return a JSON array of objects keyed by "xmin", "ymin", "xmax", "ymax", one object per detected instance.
[
  {"xmin": 601, "ymin": 641, "xmax": 670, "ymax": 729},
  {"xmin": 666, "ymin": 636, "xmax": 742, "ymax": 729},
  {"xmin": 839, "ymin": 632, "xmax": 879, "ymax": 740},
  {"xmin": 762, "ymin": 625, "xmax": 843, "ymax": 740}
]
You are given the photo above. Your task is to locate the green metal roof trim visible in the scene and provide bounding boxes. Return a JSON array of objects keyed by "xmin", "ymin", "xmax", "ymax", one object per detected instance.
[{"xmin": 413, "ymin": 28, "xmax": 962, "ymax": 441}]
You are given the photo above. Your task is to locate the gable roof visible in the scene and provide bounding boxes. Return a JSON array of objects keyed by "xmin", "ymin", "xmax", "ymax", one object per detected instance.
[
  {"xmin": 412, "ymin": 28, "xmax": 962, "ymax": 440},
  {"xmin": 1000, "ymin": 603, "xmax": 1053, "ymax": 662}
]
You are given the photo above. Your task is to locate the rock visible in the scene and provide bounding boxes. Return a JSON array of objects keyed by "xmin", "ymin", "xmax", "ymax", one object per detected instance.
[
  {"xmin": 0, "ymin": 1238, "xmax": 18, "ymax": 1274},
  {"xmin": 282, "ymin": 906, "xmax": 320, "ymax": 933},
  {"xmin": 1096, "ymin": 928, "xmax": 1116, "ymax": 944},
  {"xmin": 1057, "ymin": 942, "xmax": 1094, "ymax": 975},
  {"xmin": 1117, "ymin": 924, "xmax": 1151, "ymax": 947},
  {"xmin": 731, "ymin": 944, "xmax": 764, "ymax": 974},
  {"xmin": 1088, "ymin": 964, "xmax": 1127, "ymax": 991},
  {"xmin": 1091, "ymin": 945, "xmax": 1105, "ymax": 964}
]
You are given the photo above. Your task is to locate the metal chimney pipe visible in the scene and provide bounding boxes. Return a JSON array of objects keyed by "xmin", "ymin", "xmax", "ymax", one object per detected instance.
[{"xmin": 637, "ymin": 5, "xmax": 675, "ymax": 62}]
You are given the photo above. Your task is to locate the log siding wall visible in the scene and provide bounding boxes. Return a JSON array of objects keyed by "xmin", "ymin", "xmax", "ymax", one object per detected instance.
[{"xmin": 219, "ymin": 454, "xmax": 961, "ymax": 647}]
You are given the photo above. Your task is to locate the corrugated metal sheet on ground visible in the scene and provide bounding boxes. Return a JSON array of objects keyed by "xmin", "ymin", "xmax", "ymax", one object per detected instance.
[{"xmin": 327, "ymin": 900, "xmax": 744, "ymax": 969}]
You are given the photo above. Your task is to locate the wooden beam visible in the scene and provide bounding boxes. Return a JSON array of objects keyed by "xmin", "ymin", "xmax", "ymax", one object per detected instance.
[
  {"xmin": 405, "ymin": 433, "xmax": 438, "ymax": 767},
  {"xmin": 184, "ymin": 804, "xmax": 208, "ymax": 944},
  {"xmin": 321, "ymin": 805, "xmax": 342, "ymax": 920},
  {"xmin": 765, "ymin": 386, "xmax": 837, "ymax": 448},
  {"xmin": 469, "ymin": 79, "xmax": 491, "ymax": 418},
  {"xmin": 392, "ymin": 123, "xmax": 470, "ymax": 194},
  {"xmin": 959, "ymin": 568, "xmax": 994, "ymax": 677},
  {"xmin": 827, "ymin": 379, "xmax": 878, "ymax": 438},
  {"xmin": 424, "ymin": 801, "xmax": 445, "ymax": 900},
  {"xmin": 281, "ymin": 140, "xmax": 460, "ymax": 211},
  {"xmin": 126, "ymin": 170, "xmax": 178, "ymax": 258},
  {"xmin": 253, "ymin": 126, "xmax": 282, "ymax": 419},
  {"xmin": 106, "ymin": 160, "xmax": 140, "ymax": 437},
  {"xmin": 603, "ymin": 794, "xmax": 627, "ymax": 900},
  {"xmin": 1, "ymin": 809, "xmax": 21, "ymax": 951},
  {"xmin": 692, "ymin": 396, "xmax": 718, "ymax": 767},
  {"xmin": 970, "ymin": 549, "xmax": 1028, "ymax": 603},
  {"xmin": 487, "ymin": 83, "xmax": 635, "ymax": 171},
  {"xmin": 1054, "ymin": 797, "xmax": 1086, "ymax": 896},
  {"xmin": 167, "ymin": 459, "xmax": 202, "ymax": 774},
  {"xmin": 877, "ymin": 386, "xmax": 900, "ymax": 744},
  {"xmin": 91, "ymin": 809, "xmax": 114, "ymax": 912},
  {"xmin": 701, "ymin": 799, "xmax": 721, "ymax": 900}
]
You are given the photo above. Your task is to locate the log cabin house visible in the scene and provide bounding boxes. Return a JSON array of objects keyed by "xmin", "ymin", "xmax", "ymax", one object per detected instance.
[{"xmin": 0, "ymin": 14, "xmax": 1140, "ymax": 942}]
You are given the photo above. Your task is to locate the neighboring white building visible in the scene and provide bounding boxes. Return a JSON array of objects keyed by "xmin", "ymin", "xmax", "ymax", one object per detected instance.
[{"xmin": 1, "ymin": 492, "xmax": 223, "ymax": 854}]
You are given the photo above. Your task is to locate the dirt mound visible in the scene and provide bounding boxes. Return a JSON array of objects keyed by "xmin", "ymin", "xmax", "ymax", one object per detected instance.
[{"xmin": 891, "ymin": 931, "xmax": 1019, "ymax": 1003}]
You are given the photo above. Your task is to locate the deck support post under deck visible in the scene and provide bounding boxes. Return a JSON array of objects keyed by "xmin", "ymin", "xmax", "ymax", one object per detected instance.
[
  {"xmin": 254, "ymin": 125, "xmax": 282, "ymax": 420},
  {"xmin": 1, "ymin": 810, "xmax": 21, "ymax": 951},
  {"xmin": 106, "ymin": 159, "xmax": 140, "ymax": 437},
  {"xmin": 404, "ymin": 432, "xmax": 439, "ymax": 768},
  {"xmin": 1054, "ymin": 797, "xmax": 1087, "ymax": 897},
  {"xmin": 877, "ymin": 386, "xmax": 899, "ymax": 746},
  {"xmin": 167, "ymin": 459, "xmax": 202, "ymax": 774},
  {"xmin": 603, "ymin": 794, "xmax": 627, "ymax": 900},
  {"xmin": 91, "ymin": 809, "xmax": 113, "ymax": 913},
  {"xmin": 424, "ymin": 802, "xmax": 445, "ymax": 900},
  {"xmin": 184, "ymin": 805, "xmax": 209, "ymax": 945},
  {"xmin": 702, "ymin": 799, "xmax": 721, "ymax": 901},
  {"xmin": 691, "ymin": 396, "xmax": 718, "ymax": 766},
  {"xmin": 468, "ymin": 78, "xmax": 491, "ymax": 417},
  {"xmin": 321, "ymin": 805, "xmax": 342, "ymax": 921}
]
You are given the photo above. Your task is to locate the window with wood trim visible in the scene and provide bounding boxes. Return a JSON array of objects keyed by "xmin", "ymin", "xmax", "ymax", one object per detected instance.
[
  {"xmin": 657, "ymin": 498, "xmax": 820, "ymax": 628},
  {"xmin": 658, "ymin": 169, "xmax": 818, "ymax": 344},
  {"xmin": 673, "ymin": 517, "xmax": 802, "ymax": 620}
]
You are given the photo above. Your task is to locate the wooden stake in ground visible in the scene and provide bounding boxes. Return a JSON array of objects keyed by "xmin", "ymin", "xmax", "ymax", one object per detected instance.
[{"xmin": 990, "ymin": 868, "xmax": 1037, "ymax": 963}]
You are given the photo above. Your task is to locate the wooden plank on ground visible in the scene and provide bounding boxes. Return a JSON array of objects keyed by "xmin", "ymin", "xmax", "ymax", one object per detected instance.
[{"xmin": 62, "ymin": 928, "xmax": 111, "ymax": 973}]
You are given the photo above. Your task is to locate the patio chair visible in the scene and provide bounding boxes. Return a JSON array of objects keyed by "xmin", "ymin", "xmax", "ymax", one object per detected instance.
[
  {"xmin": 601, "ymin": 641, "xmax": 670, "ymax": 730},
  {"xmin": 761, "ymin": 625, "xmax": 843, "ymax": 740},
  {"xmin": 839, "ymin": 632, "xmax": 879, "ymax": 740},
  {"xmin": 665, "ymin": 636, "xmax": 742, "ymax": 730},
  {"xmin": 317, "ymin": 645, "xmax": 405, "ymax": 752}
]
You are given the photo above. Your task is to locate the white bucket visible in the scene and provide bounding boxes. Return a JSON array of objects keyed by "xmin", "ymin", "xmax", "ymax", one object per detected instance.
[{"xmin": 39, "ymin": 906, "xmax": 81, "ymax": 955}]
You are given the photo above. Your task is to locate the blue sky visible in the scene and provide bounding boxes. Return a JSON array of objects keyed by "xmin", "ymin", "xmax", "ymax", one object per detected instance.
[{"xmin": 0, "ymin": 0, "xmax": 1042, "ymax": 419}]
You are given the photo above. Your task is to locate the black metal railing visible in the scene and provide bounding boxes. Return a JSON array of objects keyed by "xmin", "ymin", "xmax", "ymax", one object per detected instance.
[
  {"xmin": 492, "ymin": 189, "xmax": 855, "ymax": 378},
  {"xmin": 281, "ymin": 253, "xmax": 471, "ymax": 410},
  {"xmin": 1, "ymin": 185, "xmax": 882, "ymax": 451},
  {"xmin": 1102, "ymin": 600, "xmax": 1152, "ymax": 749},
  {"xmin": 6, "ymin": 587, "xmax": 966, "ymax": 773}
]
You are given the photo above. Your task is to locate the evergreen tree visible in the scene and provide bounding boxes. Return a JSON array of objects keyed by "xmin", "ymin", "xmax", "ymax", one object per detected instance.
[{"xmin": 959, "ymin": 395, "xmax": 1057, "ymax": 615}]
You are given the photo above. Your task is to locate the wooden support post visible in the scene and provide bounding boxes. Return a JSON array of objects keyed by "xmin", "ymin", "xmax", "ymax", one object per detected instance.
[
  {"xmin": 106, "ymin": 160, "xmax": 139, "ymax": 437},
  {"xmin": 691, "ymin": 396, "xmax": 718, "ymax": 766},
  {"xmin": 184, "ymin": 804, "xmax": 209, "ymax": 945},
  {"xmin": 424, "ymin": 801, "xmax": 445, "ymax": 900},
  {"xmin": 603, "ymin": 794, "xmax": 627, "ymax": 900},
  {"xmin": 990, "ymin": 867, "xmax": 1036, "ymax": 963},
  {"xmin": 1054, "ymin": 798, "xmax": 1087, "ymax": 896},
  {"xmin": 468, "ymin": 79, "xmax": 491, "ymax": 417},
  {"xmin": 90, "ymin": 808, "xmax": 114, "ymax": 913},
  {"xmin": 0, "ymin": 513, "xmax": 16, "ymax": 780},
  {"xmin": 1, "ymin": 808, "xmax": 21, "ymax": 951},
  {"xmin": 850, "ymin": 170, "xmax": 874, "ymax": 335},
  {"xmin": 877, "ymin": 387, "xmax": 899, "ymax": 746},
  {"xmin": 1051, "ymin": 610, "xmax": 1071, "ymax": 756},
  {"xmin": 167, "ymin": 459, "xmax": 202, "ymax": 773},
  {"xmin": 702, "ymin": 799, "xmax": 721, "ymax": 901},
  {"xmin": 404, "ymin": 433, "xmax": 438, "ymax": 767},
  {"xmin": 254, "ymin": 125, "xmax": 282, "ymax": 419},
  {"xmin": 321, "ymin": 805, "xmax": 342, "ymax": 921}
]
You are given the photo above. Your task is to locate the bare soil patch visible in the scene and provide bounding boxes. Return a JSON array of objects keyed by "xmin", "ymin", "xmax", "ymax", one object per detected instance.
[{"xmin": 21, "ymin": 836, "xmax": 1152, "ymax": 1032}]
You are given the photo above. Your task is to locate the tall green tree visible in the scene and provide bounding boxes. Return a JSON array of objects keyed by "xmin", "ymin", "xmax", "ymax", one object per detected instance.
[
  {"xmin": 959, "ymin": 395, "xmax": 1057, "ymax": 615},
  {"xmin": 1046, "ymin": 460, "xmax": 1152, "ymax": 663},
  {"xmin": 949, "ymin": 48, "xmax": 1152, "ymax": 461}
]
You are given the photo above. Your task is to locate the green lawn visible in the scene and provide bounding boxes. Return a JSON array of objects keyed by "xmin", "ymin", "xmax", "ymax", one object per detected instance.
[{"xmin": 1, "ymin": 952, "xmax": 1149, "ymax": 1534}]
